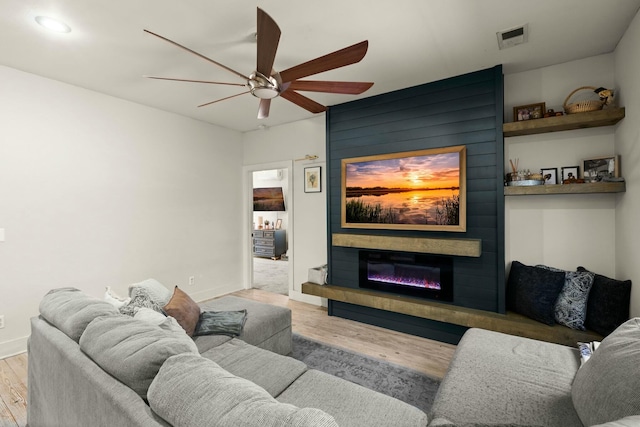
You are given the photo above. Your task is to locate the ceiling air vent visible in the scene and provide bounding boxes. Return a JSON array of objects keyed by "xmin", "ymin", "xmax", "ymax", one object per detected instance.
[{"xmin": 497, "ymin": 24, "xmax": 528, "ymax": 50}]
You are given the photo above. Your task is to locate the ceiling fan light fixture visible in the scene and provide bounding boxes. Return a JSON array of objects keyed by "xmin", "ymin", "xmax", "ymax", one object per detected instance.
[
  {"xmin": 249, "ymin": 72, "xmax": 280, "ymax": 99},
  {"xmin": 35, "ymin": 16, "xmax": 71, "ymax": 33}
]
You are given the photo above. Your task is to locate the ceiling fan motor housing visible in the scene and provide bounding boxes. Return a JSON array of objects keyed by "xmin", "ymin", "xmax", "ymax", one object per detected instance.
[{"xmin": 249, "ymin": 72, "xmax": 280, "ymax": 99}]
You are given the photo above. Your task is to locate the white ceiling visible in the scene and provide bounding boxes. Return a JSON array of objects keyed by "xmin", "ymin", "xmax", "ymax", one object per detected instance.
[{"xmin": 2, "ymin": 0, "xmax": 639, "ymax": 133}]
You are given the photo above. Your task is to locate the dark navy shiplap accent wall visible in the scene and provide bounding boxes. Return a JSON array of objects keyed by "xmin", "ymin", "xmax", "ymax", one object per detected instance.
[{"xmin": 325, "ymin": 66, "xmax": 504, "ymax": 344}]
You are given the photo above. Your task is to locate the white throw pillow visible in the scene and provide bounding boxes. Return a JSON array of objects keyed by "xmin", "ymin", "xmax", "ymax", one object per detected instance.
[
  {"xmin": 104, "ymin": 286, "xmax": 131, "ymax": 308},
  {"xmin": 133, "ymin": 307, "xmax": 167, "ymax": 325}
]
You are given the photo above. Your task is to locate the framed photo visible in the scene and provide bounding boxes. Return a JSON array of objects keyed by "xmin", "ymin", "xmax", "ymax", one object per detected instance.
[
  {"xmin": 561, "ymin": 166, "xmax": 580, "ymax": 183},
  {"xmin": 541, "ymin": 167, "xmax": 558, "ymax": 185},
  {"xmin": 275, "ymin": 218, "xmax": 282, "ymax": 230},
  {"xmin": 341, "ymin": 145, "xmax": 466, "ymax": 232},
  {"xmin": 513, "ymin": 102, "xmax": 546, "ymax": 121},
  {"xmin": 304, "ymin": 166, "xmax": 321, "ymax": 193},
  {"xmin": 583, "ymin": 155, "xmax": 620, "ymax": 182}
]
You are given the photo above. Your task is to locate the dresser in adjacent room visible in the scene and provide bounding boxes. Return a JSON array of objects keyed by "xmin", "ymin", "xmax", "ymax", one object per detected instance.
[{"xmin": 252, "ymin": 229, "xmax": 286, "ymax": 259}]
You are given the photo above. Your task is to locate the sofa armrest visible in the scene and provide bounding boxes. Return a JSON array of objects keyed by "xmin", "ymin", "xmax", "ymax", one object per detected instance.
[{"xmin": 28, "ymin": 316, "xmax": 169, "ymax": 427}]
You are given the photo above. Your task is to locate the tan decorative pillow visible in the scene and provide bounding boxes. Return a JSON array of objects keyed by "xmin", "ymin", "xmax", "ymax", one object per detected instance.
[{"xmin": 163, "ymin": 286, "xmax": 200, "ymax": 336}]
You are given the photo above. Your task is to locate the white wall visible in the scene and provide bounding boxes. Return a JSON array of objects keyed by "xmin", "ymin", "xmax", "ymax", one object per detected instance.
[
  {"xmin": 243, "ymin": 117, "xmax": 327, "ymax": 304},
  {"xmin": 0, "ymin": 66, "xmax": 244, "ymax": 358},
  {"xmin": 614, "ymin": 9, "xmax": 640, "ymax": 317},
  {"xmin": 504, "ymin": 55, "xmax": 618, "ymax": 276}
]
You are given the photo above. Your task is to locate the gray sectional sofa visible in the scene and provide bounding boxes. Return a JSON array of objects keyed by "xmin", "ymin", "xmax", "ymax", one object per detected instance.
[
  {"xmin": 28, "ymin": 286, "xmax": 428, "ymax": 427},
  {"xmin": 28, "ymin": 284, "xmax": 640, "ymax": 427}
]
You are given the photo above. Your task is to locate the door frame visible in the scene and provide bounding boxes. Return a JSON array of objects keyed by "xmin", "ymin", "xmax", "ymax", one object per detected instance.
[{"xmin": 242, "ymin": 160, "xmax": 293, "ymax": 293}]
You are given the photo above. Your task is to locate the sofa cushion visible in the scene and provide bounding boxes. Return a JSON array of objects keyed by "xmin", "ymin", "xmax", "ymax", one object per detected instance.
[
  {"xmin": 277, "ymin": 369, "xmax": 428, "ymax": 427},
  {"xmin": 578, "ymin": 267, "xmax": 632, "ymax": 336},
  {"xmin": 572, "ymin": 318, "xmax": 640, "ymax": 426},
  {"xmin": 128, "ymin": 278, "xmax": 173, "ymax": 306},
  {"xmin": 163, "ymin": 286, "xmax": 201, "ymax": 337},
  {"xmin": 201, "ymin": 338, "xmax": 307, "ymax": 397},
  {"xmin": 508, "ymin": 263, "xmax": 565, "ymax": 325},
  {"xmin": 148, "ymin": 353, "xmax": 338, "ymax": 427},
  {"xmin": 79, "ymin": 315, "xmax": 198, "ymax": 399},
  {"xmin": 430, "ymin": 328, "xmax": 583, "ymax": 427},
  {"xmin": 39, "ymin": 287, "xmax": 120, "ymax": 342}
]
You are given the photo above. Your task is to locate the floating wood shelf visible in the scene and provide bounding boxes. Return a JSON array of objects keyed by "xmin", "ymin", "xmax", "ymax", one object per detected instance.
[
  {"xmin": 302, "ymin": 282, "xmax": 602, "ymax": 346},
  {"xmin": 503, "ymin": 108, "xmax": 625, "ymax": 137},
  {"xmin": 332, "ymin": 233, "xmax": 482, "ymax": 257},
  {"xmin": 505, "ymin": 181, "xmax": 626, "ymax": 196}
]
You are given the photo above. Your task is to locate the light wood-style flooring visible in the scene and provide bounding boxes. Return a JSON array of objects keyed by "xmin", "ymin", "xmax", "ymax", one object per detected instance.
[{"xmin": 0, "ymin": 288, "xmax": 456, "ymax": 427}]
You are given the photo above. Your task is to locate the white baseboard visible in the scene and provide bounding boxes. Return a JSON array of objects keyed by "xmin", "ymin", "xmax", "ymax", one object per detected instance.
[
  {"xmin": 192, "ymin": 284, "xmax": 244, "ymax": 303},
  {"xmin": 0, "ymin": 336, "xmax": 29, "ymax": 360}
]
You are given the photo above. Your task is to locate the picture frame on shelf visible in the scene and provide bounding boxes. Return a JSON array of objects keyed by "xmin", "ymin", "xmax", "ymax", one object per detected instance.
[
  {"xmin": 561, "ymin": 166, "xmax": 580, "ymax": 183},
  {"xmin": 541, "ymin": 167, "xmax": 558, "ymax": 185},
  {"xmin": 513, "ymin": 102, "xmax": 546, "ymax": 122},
  {"xmin": 275, "ymin": 218, "xmax": 282, "ymax": 230},
  {"xmin": 583, "ymin": 155, "xmax": 620, "ymax": 182},
  {"xmin": 304, "ymin": 166, "xmax": 322, "ymax": 193}
]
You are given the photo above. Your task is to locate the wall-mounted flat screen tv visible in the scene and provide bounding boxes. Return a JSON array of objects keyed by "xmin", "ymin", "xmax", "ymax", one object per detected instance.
[
  {"xmin": 341, "ymin": 145, "xmax": 466, "ymax": 232},
  {"xmin": 253, "ymin": 187, "xmax": 286, "ymax": 211}
]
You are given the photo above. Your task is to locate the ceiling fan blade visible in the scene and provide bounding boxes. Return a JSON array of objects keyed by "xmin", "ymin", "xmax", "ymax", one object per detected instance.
[
  {"xmin": 279, "ymin": 41, "xmax": 369, "ymax": 83},
  {"xmin": 256, "ymin": 8, "xmax": 281, "ymax": 77},
  {"xmin": 280, "ymin": 90, "xmax": 326, "ymax": 114},
  {"xmin": 197, "ymin": 90, "xmax": 250, "ymax": 108},
  {"xmin": 144, "ymin": 29, "xmax": 248, "ymax": 81},
  {"xmin": 257, "ymin": 99, "xmax": 271, "ymax": 119},
  {"xmin": 287, "ymin": 80, "xmax": 373, "ymax": 94},
  {"xmin": 144, "ymin": 76, "xmax": 246, "ymax": 87}
]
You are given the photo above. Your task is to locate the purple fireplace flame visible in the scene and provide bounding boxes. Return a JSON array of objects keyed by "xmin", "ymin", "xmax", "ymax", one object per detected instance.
[{"xmin": 359, "ymin": 250, "xmax": 453, "ymax": 301}]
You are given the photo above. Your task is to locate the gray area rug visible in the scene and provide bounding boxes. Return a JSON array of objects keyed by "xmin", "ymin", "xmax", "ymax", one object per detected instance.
[
  {"xmin": 291, "ymin": 333, "xmax": 441, "ymax": 414},
  {"xmin": 252, "ymin": 257, "xmax": 288, "ymax": 295}
]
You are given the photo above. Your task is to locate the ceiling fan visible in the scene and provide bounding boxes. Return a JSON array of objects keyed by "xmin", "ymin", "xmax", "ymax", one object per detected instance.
[{"xmin": 144, "ymin": 8, "xmax": 373, "ymax": 119}]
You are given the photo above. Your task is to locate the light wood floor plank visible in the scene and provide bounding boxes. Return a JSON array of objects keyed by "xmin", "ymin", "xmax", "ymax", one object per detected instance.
[
  {"xmin": 0, "ymin": 400, "xmax": 18, "ymax": 427},
  {"xmin": 229, "ymin": 289, "xmax": 456, "ymax": 379},
  {"xmin": 0, "ymin": 360, "xmax": 25, "ymax": 427}
]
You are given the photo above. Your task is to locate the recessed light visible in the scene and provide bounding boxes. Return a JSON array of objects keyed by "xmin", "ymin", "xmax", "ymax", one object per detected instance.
[{"xmin": 35, "ymin": 16, "xmax": 71, "ymax": 33}]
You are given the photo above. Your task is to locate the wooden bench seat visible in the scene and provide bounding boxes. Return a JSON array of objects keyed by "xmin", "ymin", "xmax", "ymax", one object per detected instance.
[{"xmin": 302, "ymin": 282, "xmax": 602, "ymax": 346}]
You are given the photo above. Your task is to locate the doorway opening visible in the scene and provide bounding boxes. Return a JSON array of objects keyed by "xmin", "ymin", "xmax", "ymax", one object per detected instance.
[{"xmin": 250, "ymin": 167, "xmax": 291, "ymax": 295}]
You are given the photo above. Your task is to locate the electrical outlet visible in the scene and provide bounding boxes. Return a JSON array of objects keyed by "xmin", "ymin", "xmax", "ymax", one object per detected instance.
[
  {"xmin": 188, "ymin": 276, "xmax": 195, "ymax": 286},
  {"xmin": 0, "ymin": 315, "xmax": 5, "ymax": 329}
]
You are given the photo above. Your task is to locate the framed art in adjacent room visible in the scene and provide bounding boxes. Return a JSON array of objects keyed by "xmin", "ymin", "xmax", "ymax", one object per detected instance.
[
  {"xmin": 541, "ymin": 167, "xmax": 558, "ymax": 185},
  {"xmin": 275, "ymin": 218, "xmax": 282, "ymax": 230},
  {"xmin": 561, "ymin": 166, "xmax": 580, "ymax": 183},
  {"xmin": 583, "ymin": 155, "xmax": 620, "ymax": 182},
  {"xmin": 304, "ymin": 166, "xmax": 321, "ymax": 193}
]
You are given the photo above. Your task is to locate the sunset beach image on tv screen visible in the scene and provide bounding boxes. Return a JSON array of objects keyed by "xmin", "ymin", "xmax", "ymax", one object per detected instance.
[{"xmin": 341, "ymin": 146, "xmax": 466, "ymax": 232}]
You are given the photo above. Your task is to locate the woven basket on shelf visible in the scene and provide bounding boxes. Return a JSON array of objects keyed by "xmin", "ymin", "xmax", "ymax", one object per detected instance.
[{"xmin": 563, "ymin": 86, "xmax": 605, "ymax": 114}]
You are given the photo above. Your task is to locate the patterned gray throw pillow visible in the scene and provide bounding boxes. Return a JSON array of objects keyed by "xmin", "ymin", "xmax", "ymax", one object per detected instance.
[
  {"xmin": 119, "ymin": 287, "xmax": 164, "ymax": 317},
  {"xmin": 555, "ymin": 270, "xmax": 595, "ymax": 330},
  {"xmin": 536, "ymin": 265, "xmax": 595, "ymax": 330}
]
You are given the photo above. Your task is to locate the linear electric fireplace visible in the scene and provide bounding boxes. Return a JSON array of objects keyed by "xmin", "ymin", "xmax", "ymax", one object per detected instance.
[{"xmin": 359, "ymin": 250, "xmax": 453, "ymax": 302}]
